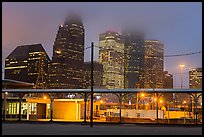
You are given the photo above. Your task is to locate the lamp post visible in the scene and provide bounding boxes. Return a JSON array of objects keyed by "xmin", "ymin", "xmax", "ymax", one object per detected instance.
[
  {"xmin": 155, "ymin": 93, "xmax": 163, "ymax": 123},
  {"xmin": 179, "ymin": 64, "xmax": 185, "ymax": 108},
  {"xmin": 183, "ymin": 100, "xmax": 186, "ymax": 124},
  {"xmin": 179, "ymin": 64, "xmax": 185, "ymax": 89},
  {"xmin": 141, "ymin": 93, "xmax": 145, "ymax": 109},
  {"xmin": 159, "ymin": 99, "xmax": 163, "ymax": 109}
]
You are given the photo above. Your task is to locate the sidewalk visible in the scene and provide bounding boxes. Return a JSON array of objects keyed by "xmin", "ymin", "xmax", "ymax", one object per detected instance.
[{"xmin": 2, "ymin": 122, "xmax": 202, "ymax": 135}]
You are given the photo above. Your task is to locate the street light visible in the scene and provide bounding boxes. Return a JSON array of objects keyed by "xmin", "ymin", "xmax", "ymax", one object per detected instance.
[
  {"xmin": 174, "ymin": 64, "xmax": 185, "ymax": 108},
  {"xmin": 159, "ymin": 100, "xmax": 163, "ymax": 103},
  {"xmin": 159, "ymin": 99, "xmax": 163, "ymax": 109},
  {"xmin": 183, "ymin": 100, "xmax": 187, "ymax": 123},
  {"xmin": 141, "ymin": 93, "xmax": 145, "ymax": 98},
  {"xmin": 140, "ymin": 93, "xmax": 145, "ymax": 109},
  {"xmin": 179, "ymin": 64, "xmax": 185, "ymax": 89}
]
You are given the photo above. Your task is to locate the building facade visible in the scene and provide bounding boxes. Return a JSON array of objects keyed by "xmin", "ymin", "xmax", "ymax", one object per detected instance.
[
  {"xmin": 48, "ymin": 14, "xmax": 85, "ymax": 89},
  {"xmin": 189, "ymin": 68, "xmax": 202, "ymax": 89},
  {"xmin": 189, "ymin": 68, "xmax": 202, "ymax": 114},
  {"xmin": 144, "ymin": 40, "xmax": 164, "ymax": 89},
  {"xmin": 83, "ymin": 61, "xmax": 103, "ymax": 88},
  {"xmin": 163, "ymin": 71, "xmax": 173, "ymax": 103},
  {"xmin": 122, "ymin": 30, "xmax": 145, "ymax": 88},
  {"xmin": 4, "ymin": 44, "xmax": 50, "ymax": 84},
  {"xmin": 99, "ymin": 31, "xmax": 124, "ymax": 89}
]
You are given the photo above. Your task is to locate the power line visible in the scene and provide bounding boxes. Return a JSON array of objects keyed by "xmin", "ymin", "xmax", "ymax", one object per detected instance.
[
  {"xmin": 2, "ymin": 44, "xmax": 202, "ymax": 58},
  {"xmin": 84, "ymin": 45, "xmax": 99, "ymax": 50},
  {"xmin": 141, "ymin": 51, "xmax": 202, "ymax": 57},
  {"xmin": 105, "ymin": 50, "xmax": 201, "ymax": 58},
  {"xmin": 171, "ymin": 72, "xmax": 189, "ymax": 75},
  {"xmin": 164, "ymin": 51, "xmax": 202, "ymax": 57}
]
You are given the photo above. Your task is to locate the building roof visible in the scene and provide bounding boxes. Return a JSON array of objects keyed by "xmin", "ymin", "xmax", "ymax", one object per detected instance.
[
  {"xmin": 2, "ymin": 79, "xmax": 34, "ymax": 89},
  {"xmin": 6, "ymin": 43, "xmax": 50, "ymax": 61}
]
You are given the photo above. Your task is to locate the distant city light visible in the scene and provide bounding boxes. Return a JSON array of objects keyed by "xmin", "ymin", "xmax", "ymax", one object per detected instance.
[
  {"xmin": 56, "ymin": 50, "xmax": 61, "ymax": 54},
  {"xmin": 67, "ymin": 94, "xmax": 75, "ymax": 98},
  {"xmin": 96, "ymin": 95, "xmax": 101, "ymax": 100},
  {"xmin": 128, "ymin": 100, "xmax": 131, "ymax": 105},
  {"xmin": 159, "ymin": 100, "xmax": 163, "ymax": 103}
]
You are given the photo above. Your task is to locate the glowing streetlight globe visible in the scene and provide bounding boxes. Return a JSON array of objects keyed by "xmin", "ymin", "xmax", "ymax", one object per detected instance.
[{"xmin": 180, "ymin": 64, "xmax": 185, "ymax": 68}]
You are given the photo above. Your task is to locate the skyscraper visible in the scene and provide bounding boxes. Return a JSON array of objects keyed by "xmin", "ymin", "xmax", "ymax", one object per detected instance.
[
  {"xmin": 99, "ymin": 31, "xmax": 124, "ymax": 89},
  {"xmin": 189, "ymin": 68, "xmax": 202, "ymax": 115},
  {"xmin": 4, "ymin": 44, "xmax": 50, "ymax": 84},
  {"xmin": 83, "ymin": 61, "xmax": 103, "ymax": 89},
  {"xmin": 189, "ymin": 68, "xmax": 202, "ymax": 89},
  {"xmin": 144, "ymin": 40, "xmax": 164, "ymax": 89},
  {"xmin": 163, "ymin": 71, "xmax": 173, "ymax": 103},
  {"xmin": 122, "ymin": 30, "xmax": 145, "ymax": 88},
  {"xmin": 48, "ymin": 13, "xmax": 85, "ymax": 89}
]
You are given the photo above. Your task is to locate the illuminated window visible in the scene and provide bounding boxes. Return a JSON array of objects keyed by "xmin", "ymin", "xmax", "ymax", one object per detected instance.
[{"xmin": 5, "ymin": 66, "xmax": 27, "ymax": 69}]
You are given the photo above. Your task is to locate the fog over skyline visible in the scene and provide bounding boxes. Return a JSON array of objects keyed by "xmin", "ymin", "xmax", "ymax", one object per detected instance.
[{"xmin": 2, "ymin": 2, "xmax": 202, "ymax": 88}]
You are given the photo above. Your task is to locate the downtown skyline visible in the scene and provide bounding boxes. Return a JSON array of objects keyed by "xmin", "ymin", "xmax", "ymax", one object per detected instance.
[{"xmin": 2, "ymin": 2, "xmax": 202, "ymax": 88}]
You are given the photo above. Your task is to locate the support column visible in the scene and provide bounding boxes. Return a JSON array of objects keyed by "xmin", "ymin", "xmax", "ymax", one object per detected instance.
[
  {"xmin": 189, "ymin": 93, "xmax": 198, "ymax": 123},
  {"xmin": 136, "ymin": 93, "xmax": 139, "ymax": 109},
  {"xmin": 3, "ymin": 92, "xmax": 7, "ymax": 121},
  {"xmin": 156, "ymin": 93, "xmax": 159, "ymax": 123},
  {"xmin": 197, "ymin": 93, "xmax": 202, "ymax": 123},
  {"xmin": 119, "ymin": 94, "xmax": 122, "ymax": 123},
  {"xmin": 194, "ymin": 94, "xmax": 198, "ymax": 123},
  {"xmin": 167, "ymin": 104, "xmax": 170, "ymax": 123},
  {"xmin": 50, "ymin": 95, "xmax": 54, "ymax": 122},
  {"xmin": 18, "ymin": 93, "xmax": 22, "ymax": 121},
  {"xmin": 27, "ymin": 102, "xmax": 30, "ymax": 120},
  {"xmin": 83, "ymin": 93, "xmax": 87, "ymax": 124},
  {"xmin": 76, "ymin": 101, "xmax": 78, "ymax": 120}
]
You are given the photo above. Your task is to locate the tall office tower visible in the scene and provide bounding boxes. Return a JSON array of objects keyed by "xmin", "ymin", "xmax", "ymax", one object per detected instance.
[
  {"xmin": 4, "ymin": 44, "xmax": 50, "ymax": 84},
  {"xmin": 83, "ymin": 61, "xmax": 103, "ymax": 89},
  {"xmin": 99, "ymin": 31, "xmax": 124, "ymax": 89},
  {"xmin": 189, "ymin": 68, "xmax": 202, "ymax": 89},
  {"xmin": 144, "ymin": 40, "xmax": 164, "ymax": 89},
  {"xmin": 47, "ymin": 14, "xmax": 85, "ymax": 89},
  {"xmin": 190, "ymin": 67, "xmax": 202, "ymax": 109},
  {"xmin": 163, "ymin": 71, "xmax": 173, "ymax": 103},
  {"xmin": 34, "ymin": 52, "xmax": 47, "ymax": 89},
  {"xmin": 122, "ymin": 30, "xmax": 145, "ymax": 88},
  {"xmin": 189, "ymin": 68, "xmax": 202, "ymax": 115},
  {"xmin": 189, "ymin": 67, "xmax": 202, "ymax": 104}
]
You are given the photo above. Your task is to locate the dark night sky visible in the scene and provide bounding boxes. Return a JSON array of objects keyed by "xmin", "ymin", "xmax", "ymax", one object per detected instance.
[{"xmin": 2, "ymin": 2, "xmax": 202, "ymax": 88}]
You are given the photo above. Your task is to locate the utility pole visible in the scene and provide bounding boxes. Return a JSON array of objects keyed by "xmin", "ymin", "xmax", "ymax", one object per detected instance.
[{"xmin": 90, "ymin": 42, "xmax": 94, "ymax": 127}]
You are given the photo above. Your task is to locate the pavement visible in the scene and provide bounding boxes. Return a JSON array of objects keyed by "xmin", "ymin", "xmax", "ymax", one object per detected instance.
[{"xmin": 2, "ymin": 122, "xmax": 202, "ymax": 135}]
